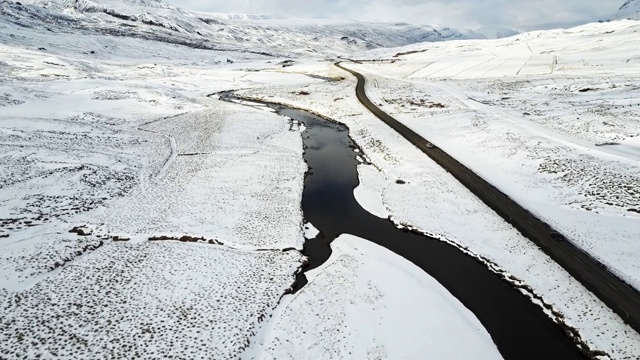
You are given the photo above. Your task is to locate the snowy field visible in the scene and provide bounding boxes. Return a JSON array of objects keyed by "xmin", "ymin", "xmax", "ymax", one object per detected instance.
[
  {"xmin": 237, "ymin": 22, "xmax": 640, "ymax": 355},
  {"xmin": 260, "ymin": 234, "xmax": 502, "ymax": 360},
  {"xmin": 0, "ymin": 9, "xmax": 501, "ymax": 359},
  {"xmin": 2, "ymin": 0, "xmax": 640, "ymax": 358},
  {"xmin": 0, "ymin": 17, "xmax": 316, "ymax": 357},
  {"xmin": 1, "ymin": 242, "xmax": 301, "ymax": 359},
  {"xmin": 346, "ymin": 20, "xmax": 640, "ymax": 290}
]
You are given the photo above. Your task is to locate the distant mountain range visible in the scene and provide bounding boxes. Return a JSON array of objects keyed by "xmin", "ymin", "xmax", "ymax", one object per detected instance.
[
  {"xmin": 1, "ymin": 0, "xmax": 486, "ymax": 57},
  {"xmin": 5, "ymin": 0, "xmax": 633, "ymax": 57},
  {"xmin": 474, "ymin": 26, "xmax": 520, "ymax": 39}
]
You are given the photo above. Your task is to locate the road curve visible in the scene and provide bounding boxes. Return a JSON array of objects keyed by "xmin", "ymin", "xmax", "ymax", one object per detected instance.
[{"xmin": 335, "ymin": 61, "xmax": 640, "ymax": 334}]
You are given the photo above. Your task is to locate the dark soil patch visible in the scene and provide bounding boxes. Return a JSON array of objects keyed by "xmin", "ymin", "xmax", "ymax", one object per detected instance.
[{"xmin": 148, "ymin": 235, "xmax": 222, "ymax": 245}]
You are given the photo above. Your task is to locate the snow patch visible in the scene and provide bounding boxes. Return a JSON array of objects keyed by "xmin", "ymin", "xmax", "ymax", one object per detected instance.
[
  {"xmin": 353, "ymin": 164, "xmax": 389, "ymax": 219},
  {"xmin": 260, "ymin": 234, "xmax": 503, "ymax": 360}
]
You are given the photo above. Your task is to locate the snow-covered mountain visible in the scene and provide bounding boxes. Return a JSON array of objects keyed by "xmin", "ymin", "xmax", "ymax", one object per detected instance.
[
  {"xmin": 0, "ymin": 0, "xmax": 484, "ymax": 57},
  {"xmin": 206, "ymin": 13, "xmax": 274, "ymax": 21},
  {"xmin": 474, "ymin": 26, "xmax": 519, "ymax": 39},
  {"xmin": 610, "ymin": 0, "xmax": 640, "ymax": 20}
]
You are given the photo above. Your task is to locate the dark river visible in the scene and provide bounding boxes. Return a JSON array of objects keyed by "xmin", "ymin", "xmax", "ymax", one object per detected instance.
[{"xmin": 222, "ymin": 94, "xmax": 588, "ymax": 360}]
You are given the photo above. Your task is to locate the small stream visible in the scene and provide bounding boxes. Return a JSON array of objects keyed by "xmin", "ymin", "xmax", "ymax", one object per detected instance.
[{"xmin": 222, "ymin": 93, "xmax": 588, "ymax": 360}]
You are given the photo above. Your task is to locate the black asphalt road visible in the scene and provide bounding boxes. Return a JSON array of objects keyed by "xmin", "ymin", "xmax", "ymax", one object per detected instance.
[{"xmin": 335, "ymin": 62, "xmax": 640, "ymax": 334}]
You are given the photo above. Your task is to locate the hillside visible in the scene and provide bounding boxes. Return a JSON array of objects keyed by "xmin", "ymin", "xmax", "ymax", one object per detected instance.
[
  {"xmin": 1, "ymin": 0, "xmax": 483, "ymax": 57},
  {"xmin": 610, "ymin": 0, "xmax": 640, "ymax": 19}
]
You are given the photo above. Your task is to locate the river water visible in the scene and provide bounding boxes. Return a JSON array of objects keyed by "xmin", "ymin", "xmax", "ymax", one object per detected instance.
[{"xmin": 223, "ymin": 94, "xmax": 587, "ymax": 360}]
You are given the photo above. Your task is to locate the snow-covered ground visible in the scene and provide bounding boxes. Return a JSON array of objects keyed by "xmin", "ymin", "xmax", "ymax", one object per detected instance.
[
  {"xmin": 0, "ymin": 16, "xmax": 316, "ymax": 357},
  {"xmin": 2, "ymin": 0, "xmax": 640, "ymax": 358},
  {"xmin": 0, "ymin": 6, "xmax": 503, "ymax": 357},
  {"xmin": 346, "ymin": 19, "xmax": 640, "ymax": 291},
  {"xmin": 260, "ymin": 234, "xmax": 503, "ymax": 360},
  {"xmin": 1, "ymin": 241, "xmax": 301, "ymax": 359},
  {"xmin": 237, "ymin": 26, "xmax": 640, "ymax": 354}
]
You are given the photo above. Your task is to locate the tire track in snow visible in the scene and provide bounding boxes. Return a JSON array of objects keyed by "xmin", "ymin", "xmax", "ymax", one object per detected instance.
[{"xmin": 153, "ymin": 132, "xmax": 177, "ymax": 180}]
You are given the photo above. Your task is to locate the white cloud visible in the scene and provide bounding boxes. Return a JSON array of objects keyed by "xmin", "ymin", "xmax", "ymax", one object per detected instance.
[{"xmin": 163, "ymin": 0, "xmax": 621, "ymax": 31}]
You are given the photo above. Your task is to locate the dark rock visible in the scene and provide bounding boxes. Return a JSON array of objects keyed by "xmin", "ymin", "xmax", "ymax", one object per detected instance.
[
  {"xmin": 179, "ymin": 235, "xmax": 205, "ymax": 242},
  {"xmin": 149, "ymin": 235, "xmax": 173, "ymax": 241},
  {"xmin": 69, "ymin": 226, "xmax": 92, "ymax": 236}
]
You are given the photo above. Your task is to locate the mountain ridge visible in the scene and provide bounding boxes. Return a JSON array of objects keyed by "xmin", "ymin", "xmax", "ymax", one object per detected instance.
[
  {"xmin": 610, "ymin": 0, "xmax": 640, "ymax": 19},
  {"xmin": 1, "ymin": 0, "xmax": 485, "ymax": 57}
]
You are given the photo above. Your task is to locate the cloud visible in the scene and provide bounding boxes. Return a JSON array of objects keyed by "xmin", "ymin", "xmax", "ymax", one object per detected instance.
[{"xmin": 163, "ymin": 0, "xmax": 621, "ymax": 30}]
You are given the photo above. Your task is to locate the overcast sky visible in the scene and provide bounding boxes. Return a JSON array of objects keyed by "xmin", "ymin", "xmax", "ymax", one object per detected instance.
[{"xmin": 163, "ymin": 0, "xmax": 623, "ymax": 31}]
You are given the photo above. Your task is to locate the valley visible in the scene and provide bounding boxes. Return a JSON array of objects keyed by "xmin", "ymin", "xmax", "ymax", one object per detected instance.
[{"xmin": 1, "ymin": 0, "xmax": 639, "ymax": 359}]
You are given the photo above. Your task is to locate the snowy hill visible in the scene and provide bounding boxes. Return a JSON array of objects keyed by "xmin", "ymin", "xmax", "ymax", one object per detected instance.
[
  {"xmin": 474, "ymin": 25, "xmax": 519, "ymax": 39},
  {"xmin": 610, "ymin": 0, "xmax": 640, "ymax": 20},
  {"xmin": 0, "ymin": 0, "xmax": 483, "ymax": 57},
  {"xmin": 206, "ymin": 13, "xmax": 274, "ymax": 21}
]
